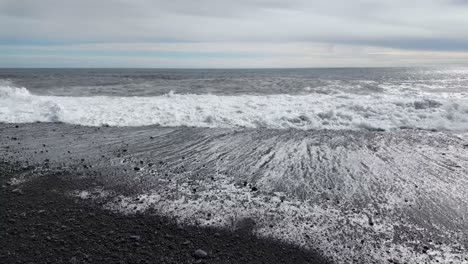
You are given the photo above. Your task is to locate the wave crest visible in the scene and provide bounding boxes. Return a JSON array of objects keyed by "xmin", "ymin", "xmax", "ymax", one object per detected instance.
[
  {"xmin": 0, "ymin": 86, "xmax": 32, "ymax": 98},
  {"xmin": 1, "ymin": 85, "xmax": 468, "ymax": 131}
]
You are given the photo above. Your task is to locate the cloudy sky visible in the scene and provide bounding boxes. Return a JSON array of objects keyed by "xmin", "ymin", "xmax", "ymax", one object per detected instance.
[{"xmin": 1, "ymin": 0, "xmax": 468, "ymax": 68}]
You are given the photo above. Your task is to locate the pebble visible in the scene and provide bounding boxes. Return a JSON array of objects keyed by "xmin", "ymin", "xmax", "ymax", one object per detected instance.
[{"xmin": 193, "ymin": 249, "xmax": 208, "ymax": 259}]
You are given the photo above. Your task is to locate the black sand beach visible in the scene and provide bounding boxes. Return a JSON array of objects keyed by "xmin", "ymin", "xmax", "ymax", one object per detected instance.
[
  {"xmin": 0, "ymin": 123, "xmax": 330, "ymax": 264},
  {"xmin": 1, "ymin": 122, "xmax": 467, "ymax": 263}
]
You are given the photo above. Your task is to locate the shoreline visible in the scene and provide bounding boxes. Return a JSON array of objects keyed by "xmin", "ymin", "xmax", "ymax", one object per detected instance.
[
  {"xmin": 1, "ymin": 122, "xmax": 467, "ymax": 263},
  {"xmin": 0, "ymin": 122, "xmax": 331, "ymax": 264}
]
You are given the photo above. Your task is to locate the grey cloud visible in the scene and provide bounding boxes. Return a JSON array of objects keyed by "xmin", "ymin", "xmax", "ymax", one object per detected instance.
[
  {"xmin": 451, "ymin": 0, "xmax": 468, "ymax": 5},
  {"xmin": 0, "ymin": 0, "xmax": 467, "ymax": 51}
]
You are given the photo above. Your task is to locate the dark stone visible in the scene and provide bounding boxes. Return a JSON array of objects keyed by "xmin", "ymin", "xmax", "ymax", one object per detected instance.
[{"xmin": 193, "ymin": 249, "xmax": 208, "ymax": 258}]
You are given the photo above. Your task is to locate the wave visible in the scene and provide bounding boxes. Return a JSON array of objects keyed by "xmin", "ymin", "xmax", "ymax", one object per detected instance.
[{"xmin": 1, "ymin": 85, "xmax": 468, "ymax": 131}]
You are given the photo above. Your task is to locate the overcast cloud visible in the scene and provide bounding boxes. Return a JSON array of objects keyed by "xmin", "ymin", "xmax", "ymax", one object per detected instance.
[{"xmin": 1, "ymin": 0, "xmax": 468, "ymax": 67}]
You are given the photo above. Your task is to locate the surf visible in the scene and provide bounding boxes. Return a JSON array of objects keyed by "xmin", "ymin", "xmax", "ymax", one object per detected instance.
[{"xmin": 1, "ymin": 85, "xmax": 468, "ymax": 132}]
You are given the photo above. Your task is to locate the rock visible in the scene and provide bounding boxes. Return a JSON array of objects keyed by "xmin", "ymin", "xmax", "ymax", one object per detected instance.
[
  {"xmin": 134, "ymin": 167, "xmax": 141, "ymax": 171},
  {"xmin": 193, "ymin": 249, "xmax": 208, "ymax": 259},
  {"xmin": 251, "ymin": 186, "xmax": 258, "ymax": 192},
  {"xmin": 130, "ymin": 235, "xmax": 141, "ymax": 240},
  {"xmin": 182, "ymin": 240, "xmax": 191, "ymax": 245}
]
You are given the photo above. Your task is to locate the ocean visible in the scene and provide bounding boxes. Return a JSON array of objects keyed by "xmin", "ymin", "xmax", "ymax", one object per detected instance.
[
  {"xmin": 1, "ymin": 67, "xmax": 468, "ymax": 131},
  {"xmin": 1, "ymin": 68, "xmax": 468, "ymax": 263}
]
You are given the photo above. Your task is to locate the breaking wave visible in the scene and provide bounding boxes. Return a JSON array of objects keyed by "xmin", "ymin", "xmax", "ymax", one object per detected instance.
[{"xmin": 1, "ymin": 85, "xmax": 468, "ymax": 131}]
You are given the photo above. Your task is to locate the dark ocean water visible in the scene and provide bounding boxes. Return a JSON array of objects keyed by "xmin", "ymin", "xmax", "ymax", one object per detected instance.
[{"xmin": 1, "ymin": 67, "xmax": 468, "ymax": 96}]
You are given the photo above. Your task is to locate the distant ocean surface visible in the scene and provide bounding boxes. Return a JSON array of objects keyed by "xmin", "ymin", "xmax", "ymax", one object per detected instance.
[{"xmin": 1, "ymin": 67, "xmax": 468, "ymax": 131}]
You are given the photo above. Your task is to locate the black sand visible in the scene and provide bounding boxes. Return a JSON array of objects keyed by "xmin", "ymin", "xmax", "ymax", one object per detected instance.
[
  {"xmin": 2, "ymin": 122, "xmax": 468, "ymax": 263},
  {"xmin": 0, "ymin": 123, "xmax": 331, "ymax": 264}
]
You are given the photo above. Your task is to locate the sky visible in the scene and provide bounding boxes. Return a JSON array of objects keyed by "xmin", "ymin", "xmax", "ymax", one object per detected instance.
[{"xmin": 1, "ymin": 0, "xmax": 468, "ymax": 68}]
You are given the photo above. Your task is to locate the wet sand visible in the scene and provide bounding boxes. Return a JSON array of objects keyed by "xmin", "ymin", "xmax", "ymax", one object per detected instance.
[
  {"xmin": 1, "ymin": 123, "xmax": 467, "ymax": 263},
  {"xmin": 0, "ymin": 123, "xmax": 330, "ymax": 264}
]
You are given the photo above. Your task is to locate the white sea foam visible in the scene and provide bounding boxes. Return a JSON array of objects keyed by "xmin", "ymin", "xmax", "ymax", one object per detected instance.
[{"xmin": 1, "ymin": 85, "xmax": 468, "ymax": 131}]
